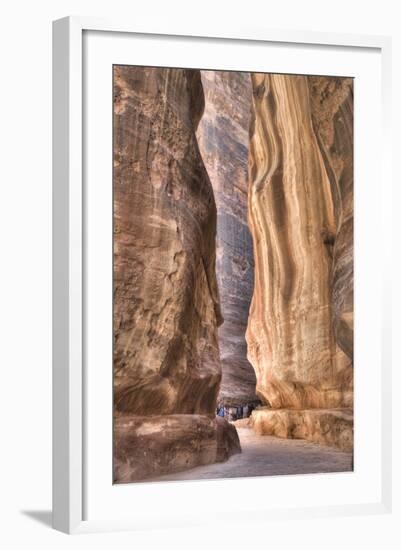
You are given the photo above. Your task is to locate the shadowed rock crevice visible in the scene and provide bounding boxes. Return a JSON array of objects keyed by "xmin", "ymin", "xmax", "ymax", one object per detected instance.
[{"xmin": 196, "ymin": 70, "xmax": 258, "ymax": 407}]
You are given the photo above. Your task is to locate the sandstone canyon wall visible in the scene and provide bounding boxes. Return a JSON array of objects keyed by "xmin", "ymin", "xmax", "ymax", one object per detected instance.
[
  {"xmin": 197, "ymin": 71, "xmax": 257, "ymax": 406},
  {"xmin": 113, "ymin": 66, "xmax": 240, "ymax": 482},
  {"xmin": 308, "ymin": 76, "xmax": 354, "ymax": 362},
  {"xmin": 246, "ymin": 74, "xmax": 353, "ymax": 451}
]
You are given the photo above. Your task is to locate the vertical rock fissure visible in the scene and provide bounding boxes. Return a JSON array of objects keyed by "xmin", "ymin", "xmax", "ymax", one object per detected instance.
[{"xmin": 196, "ymin": 70, "xmax": 258, "ymax": 409}]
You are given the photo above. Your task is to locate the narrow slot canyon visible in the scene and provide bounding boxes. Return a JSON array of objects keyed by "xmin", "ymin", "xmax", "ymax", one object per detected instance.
[{"xmin": 113, "ymin": 66, "xmax": 354, "ymax": 483}]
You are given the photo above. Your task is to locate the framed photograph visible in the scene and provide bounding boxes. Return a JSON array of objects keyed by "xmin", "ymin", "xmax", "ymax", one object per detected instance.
[{"xmin": 52, "ymin": 16, "xmax": 392, "ymax": 534}]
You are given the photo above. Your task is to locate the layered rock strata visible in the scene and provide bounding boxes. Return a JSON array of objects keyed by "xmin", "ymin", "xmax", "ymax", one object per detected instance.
[
  {"xmin": 113, "ymin": 66, "xmax": 239, "ymax": 482},
  {"xmin": 246, "ymin": 74, "xmax": 353, "ymax": 450},
  {"xmin": 197, "ymin": 70, "xmax": 257, "ymax": 406}
]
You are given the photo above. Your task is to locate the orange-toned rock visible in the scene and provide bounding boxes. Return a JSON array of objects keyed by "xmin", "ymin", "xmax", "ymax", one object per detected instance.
[
  {"xmin": 246, "ymin": 74, "xmax": 353, "ymax": 412},
  {"xmin": 251, "ymin": 408, "xmax": 353, "ymax": 453}
]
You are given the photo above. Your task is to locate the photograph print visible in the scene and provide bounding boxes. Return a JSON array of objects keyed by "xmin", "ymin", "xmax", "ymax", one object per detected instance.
[{"xmin": 113, "ymin": 66, "xmax": 354, "ymax": 483}]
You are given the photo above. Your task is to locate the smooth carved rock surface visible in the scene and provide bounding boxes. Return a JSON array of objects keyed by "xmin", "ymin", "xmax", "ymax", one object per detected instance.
[
  {"xmin": 246, "ymin": 74, "xmax": 353, "ymax": 413},
  {"xmin": 114, "ymin": 414, "xmax": 240, "ymax": 482},
  {"xmin": 113, "ymin": 66, "xmax": 240, "ymax": 481},
  {"xmin": 250, "ymin": 408, "xmax": 353, "ymax": 453},
  {"xmin": 197, "ymin": 71, "xmax": 257, "ymax": 406},
  {"xmin": 114, "ymin": 66, "xmax": 222, "ymax": 417}
]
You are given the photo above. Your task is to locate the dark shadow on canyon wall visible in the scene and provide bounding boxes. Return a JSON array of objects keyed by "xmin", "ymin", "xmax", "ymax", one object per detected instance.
[{"xmin": 197, "ymin": 71, "xmax": 258, "ymax": 407}]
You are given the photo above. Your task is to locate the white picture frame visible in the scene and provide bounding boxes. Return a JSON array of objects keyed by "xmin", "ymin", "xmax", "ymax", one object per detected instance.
[{"xmin": 52, "ymin": 16, "xmax": 392, "ymax": 534}]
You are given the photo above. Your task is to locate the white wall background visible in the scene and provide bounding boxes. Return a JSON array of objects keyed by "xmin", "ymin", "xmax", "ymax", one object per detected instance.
[{"xmin": 0, "ymin": 0, "xmax": 399, "ymax": 548}]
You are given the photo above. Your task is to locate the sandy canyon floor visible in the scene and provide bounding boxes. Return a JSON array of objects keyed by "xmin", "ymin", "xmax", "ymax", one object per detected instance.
[{"xmin": 145, "ymin": 427, "xmax": 353, "ymax": 483}]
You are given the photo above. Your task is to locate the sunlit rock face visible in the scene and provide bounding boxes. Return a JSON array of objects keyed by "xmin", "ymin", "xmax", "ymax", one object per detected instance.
[
  {"xmin": 197, "ymin": 70, "xmax": 257, "ymax": 406},
  {"xmin": 246, "ymin": 74, "xmax": 353, "ymax": 442},
  {"xmin": 113, "ymin": 66, "xmax": 240, "ymax": 481}
]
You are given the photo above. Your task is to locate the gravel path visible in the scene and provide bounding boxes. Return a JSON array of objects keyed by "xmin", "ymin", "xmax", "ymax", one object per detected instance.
[{"xmin": 149, "ymin": 427, "xmax": 353, "ymax": 482}]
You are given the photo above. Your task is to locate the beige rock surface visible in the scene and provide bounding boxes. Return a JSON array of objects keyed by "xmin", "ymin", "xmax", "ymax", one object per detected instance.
[
  {"xmin": 251, "ymin": 407, "xmax": 353, "ymax": 452},
  {"xmin": 246, "ymin": 74, "xmax": 353, "ymax": 412},
  {"xmin": 308, "ymin": 77, "xmax": 354, "ymax": 360}
]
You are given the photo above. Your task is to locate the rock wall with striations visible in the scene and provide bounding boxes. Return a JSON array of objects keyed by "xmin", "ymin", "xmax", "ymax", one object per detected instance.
[
  {"xmin": 113, "ymin": 66, "xmax": 240, "ymax": 482},
  {"xmin": 197, "ymin": 70, "xmax": 257, "ymax": 406},
  {"xmin": 308, "ymin": 77, "xmax": 354, "ymax": 361},
  {"xmin": 246, "ymin": 74, "xmax": 353, "ymax": 450}
]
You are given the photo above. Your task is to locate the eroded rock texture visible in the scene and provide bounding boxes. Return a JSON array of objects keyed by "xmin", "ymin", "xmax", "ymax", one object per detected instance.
[
  {"xmin": 308, "ymin": 77, "xmax": 354, "ymax": 361},
  {"xmin": 113, "ymin": 66, "xmax": 239, "ymax": 481},
  {"xmin": 114, "ymin": 415, "xmax": 240, "ymax": 482},
  {"xmin": 246, "ymin": 74, "xmax": 353, "ymax": 450},
  {"xmin": 251, "ymin": 408, "xmax": 353, "ymax": 452},
  {"xmin": 113, "ymin": 66, "xmax": 220, "ymax": 415},
  {"xmin": 197, "ymin": 71, "xmax": 257, "ymax": 406}
]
